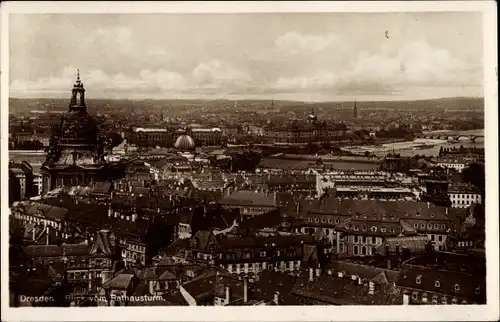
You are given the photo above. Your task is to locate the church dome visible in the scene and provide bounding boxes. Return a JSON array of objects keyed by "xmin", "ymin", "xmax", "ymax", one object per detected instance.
[
  {"xmin": 58, "ymin": 69, "xmax": 99, "ymax": 146},
  {"xmin": 60, "ymin": 110, "xmax": 98, "ymax": 145},
  {"xmin": 175, "ymin": 134, "xmax": 195, "ymax": 151}
]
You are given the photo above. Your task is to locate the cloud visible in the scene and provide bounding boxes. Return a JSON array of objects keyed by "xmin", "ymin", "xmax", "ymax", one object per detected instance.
[
  {"xmin": 274, "ymin": 32, "xmax": 342, "ymax": 55},
  {"xmin": 192, "ymin": 59, "xmax": 254, "ymax": 92},
  {"xmin": 10, "ymin": 60, "xmax": 255, "ymax": 97},
  {"xmin": 269, "ymin": 40, "xmax": 482, "ymax": 95}
]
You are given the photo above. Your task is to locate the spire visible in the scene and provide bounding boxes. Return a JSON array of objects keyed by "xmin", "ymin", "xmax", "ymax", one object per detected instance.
[
  {"xmin": 353, "ymin": 100, "xmax": 358, "ymax": 119},
  {"xmin": 69, "ymin": 69, "xmax": 86, "ymax": 112}
]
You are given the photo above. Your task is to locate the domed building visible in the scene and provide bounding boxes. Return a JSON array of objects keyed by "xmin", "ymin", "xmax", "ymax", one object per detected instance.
[
  {"xmin": 174, "ymin": 131, "xmax": 196, "ymax": 151},
  {"xmin": 41, "ymin": 70, "xmax": 109, "ymax": 193}
]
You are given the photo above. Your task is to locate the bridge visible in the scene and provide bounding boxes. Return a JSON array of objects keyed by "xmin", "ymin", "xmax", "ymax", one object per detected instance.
[{"xmin": 416, "ymin": 132, "xmax": 484, "ymax": 143}]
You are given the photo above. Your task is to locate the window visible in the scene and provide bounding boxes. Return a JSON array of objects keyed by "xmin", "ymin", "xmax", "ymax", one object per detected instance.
[
  {"xmin": 354, "ymin": 225, "xmax": 359, "ymax": 231},
  {"xmin": 475, "ymin": 286, "xmax": 481, "ymax": 294},
  {"xmin": 354, "ymin": 236, "xmax": 359, "ymax": 243},
  {"xmin": 441, "ymin": 224, "xmax": 445, "ymax": 229},
  {"xmin": 416, "ymin": 276, "xmax": 422, "ymax": 284},
  {"xmin": 435, "ymin": 281, "xmax": 441, "ymax": 287},
  {"xmin": 432, "ymin": 295, "xmax": 438, "ymax": 304},
  {"xmin": 371, "ymin": 226, "xmax": 378, "ymax": 232},
  {"xmin": 328, "ymin": 218, "xmax": 333, "ymax": 224},
  {"xmin": 430, "ymin": 213, "xmax": 435, "ymax": 218},
  {"xmin": 413, "ymin": 223, "xmax": 418, "ymax": 229},
  {"xmin": 454, "ymin": 284, "xmax": 460, "ymax": 291},
  {"xmin": 420, "ymin": 223, "xmax": 425, "ymax": 229},
  {"xmin": 345, "ymin": 224, "xmax": 350, "ymax": 229},
  {"xmin": 321, "ymin": 218, "xmax": 326, "ymax": 223},
  {"xmin": 361, "ymin": 246, "xmax": 367, "ymax": 255},
  {"xmin": 451, "ymin": 298, "xmax": 458, "ymax": 305},
  {"xmin": 431, "ymin": 234, "xmax": 435, "ymax": 241},
  {"xmin": 427, "ymin": 224, "xmax": 432, "ymax": 229},
  {"xmin": 308, "ymin": 218, "xmax": 313, "ymax": 223},
  {"xmin": 315, "ymin": 217, "xmax": 319, "ymax": 223},
  {"xmin": 441, "ymin": 297, "xmax": 448, "ymax": 305},
  {"xmin": 381, "ymin": 227, "xmax": 387, "ymax": 233},
  {"xmin": 335, "ymin": 218, "xmax": 340, "ymax": 224},
  {"xmin": 353, "ymin": 245, "xmax": 359, "ymax": 255},
  {"xmin": 325, "ymin": 229, "xmax": 330, "ymax": 235},
  {"xmin": 390, "ymin": 228, "xmax": 395, "ymax": 233},
  {"xmin": 348, "ymin": 209, "xmax": 352, "ymax": 213},
  {"xmin": 412, "ymin": 292, "xmax": 418, "ymax": 300},
  {"xmin": 438, "ymin": 235, "xmax": 443, "ymax": 242}
]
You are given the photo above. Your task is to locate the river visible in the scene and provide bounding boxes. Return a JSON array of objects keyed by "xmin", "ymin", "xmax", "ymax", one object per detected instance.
[{"xmin": 343, "ymin": 129, "xmax": 484, "ymax": 158}]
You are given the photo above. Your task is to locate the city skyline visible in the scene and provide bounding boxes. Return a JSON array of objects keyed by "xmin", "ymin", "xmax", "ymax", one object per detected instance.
[{"xmin": 10, "ymin": 12, "xmax": 483, "ymax": 101}]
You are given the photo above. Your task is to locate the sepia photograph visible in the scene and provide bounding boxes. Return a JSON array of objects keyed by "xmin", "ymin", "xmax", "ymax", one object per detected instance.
[{"xmin": 1, "ymin": 1, "xmax": 498, "ymax": 321}]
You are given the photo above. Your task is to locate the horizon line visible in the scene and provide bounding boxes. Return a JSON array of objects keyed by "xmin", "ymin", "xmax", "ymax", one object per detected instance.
[{"xmin": 8, "ymin": 95, "xmax": 485, "ymax": 104}]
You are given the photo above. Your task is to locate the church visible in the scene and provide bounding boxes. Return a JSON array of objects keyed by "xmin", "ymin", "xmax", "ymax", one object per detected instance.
[{"xmin": 41, "ymin": 71, "xmax": 114, "ymax": 193}]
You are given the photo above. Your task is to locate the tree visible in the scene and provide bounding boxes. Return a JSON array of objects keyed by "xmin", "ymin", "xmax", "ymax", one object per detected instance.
[{"xmin": 462, "ymin": 162, "xmax": 485, "ymax": 199}]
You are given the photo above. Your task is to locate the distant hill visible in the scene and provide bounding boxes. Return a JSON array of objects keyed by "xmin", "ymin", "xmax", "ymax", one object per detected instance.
[{"xmin": 8, "ymin": 96, "xmax": 484, "ymax": 114}]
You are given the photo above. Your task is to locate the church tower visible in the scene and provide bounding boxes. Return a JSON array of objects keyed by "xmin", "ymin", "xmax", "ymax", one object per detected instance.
[
  {"xmin": 353, "ymin": 100, "xmax": 358, "ymax": 119},
  {"xmin": 69, "ymin": 69, "xmax": 86, "ymax": 112},
  {"xmin": 41, "ymin": 70, "xmax": 110, "ymax": 193}
]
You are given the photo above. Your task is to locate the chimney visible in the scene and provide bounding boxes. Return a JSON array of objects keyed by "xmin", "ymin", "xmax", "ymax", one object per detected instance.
[
  {"xmin": 387, "ymin": 259, "xmax": 391, "ymax": 270},
  {"xmin": 309, "ymin": 268, "xmax": 314, "ymax": 282},
  {"xmin": 243, "ymin": 277, "xmax": 248, "ymax": 303},
  {"xmin": 369, "ymin": 281, "xmax": 375, "ymax": 295},
  {"xmin": 402, "ymin": 293, "xmax": 410, "ymax": 305},
  {"xmin": 273, "ymin": 291, "xmax": 280, "ymax": 305},
  {"xmin": 225, "ymin": 286, "xmax": 231, "ymax": 304}
]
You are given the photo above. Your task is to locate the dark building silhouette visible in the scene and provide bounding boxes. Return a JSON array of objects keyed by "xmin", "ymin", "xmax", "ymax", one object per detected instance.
[{"xmin": 41, "ymin": 70, "xmax": 110, "ymax": 193}]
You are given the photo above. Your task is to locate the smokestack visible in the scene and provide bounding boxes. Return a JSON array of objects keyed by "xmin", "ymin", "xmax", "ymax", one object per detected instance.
[
  {"xmin": 309, "ymin": 268, "xmax": 314, "ymax": 282},
  {"xmin": 403, "ymin": 294, "xmax": 409, "ymax": 305},
  {"xmin": 274, "ymin": 291, "xmax": 280, "ymax": 305},
  {"xmin": 369, "ymin": 281, "xmax": 375, "ymax": 295},
  {"xmin": 225, "ymin": 286, "xmax": 231, "ymax": 304},
  {"xmin": 244, "ymin": 277, "xmax": 248, "ymax": 303}
]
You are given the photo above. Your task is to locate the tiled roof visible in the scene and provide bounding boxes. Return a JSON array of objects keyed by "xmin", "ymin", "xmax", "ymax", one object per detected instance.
[
  {"xmin": 17, "ymin": 202, "xmax": 68, "ymax": 221},
  {"xmin": 252, "ymin": 270, "xmax": 300, "ymax": 305},
  {"xmin": 239, "ymin": 208, "xmax": 282, "ymax": 230},
  {"xmin": 397, "ymin": 265, "xmax": 485, "ymax": 302},
  {"xmin": 325, "ymin": 260, "xmax": 399, "ymax": 284},
  {"xmin": 102, "ymin": 273, "xmax": 135, "ymax": 290},
  {"xmin": 219, "ymin": 190, "xmax": 276, "ymax": 207},
  {"xmin": 23, "ymin": 244, "xmax": 91, "ymax": 257},
  {"xmin": 292, "ymin": 271, "xmax": 402, "ymax": 305}
]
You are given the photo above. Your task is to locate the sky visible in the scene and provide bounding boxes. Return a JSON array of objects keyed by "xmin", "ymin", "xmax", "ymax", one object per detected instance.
[{"xmin": 9, "ymin": 12, "xmax": 484, "ymax": 101}]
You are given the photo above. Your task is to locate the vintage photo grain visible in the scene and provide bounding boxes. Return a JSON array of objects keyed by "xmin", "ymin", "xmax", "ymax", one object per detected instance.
[{"xmin": 1, "ymin": 1, "xmax": 498, "ymax": 322}]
